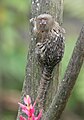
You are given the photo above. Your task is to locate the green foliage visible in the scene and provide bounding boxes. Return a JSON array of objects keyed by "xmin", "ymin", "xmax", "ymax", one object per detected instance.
[
  {"xmin": 2, "ymin": 111, "xmax": 17, "ymax": 120},
  {"xmin": 75, "ymin": 66, "xmax": 84, "ymax": 102},
  {"xmin": 0, "ymin": 0, "xmax": 31, "ymax": 90},
  {"xmin": 62, "ymin": 36, "xmax": 76, "ymax": 76},
  {"xmin": 64, "ymin": 0, "xmax": 84, "ymax": 20},
  {"xmin": 0, "ymin": 0, "xmax": 31, "ymax": 118}
]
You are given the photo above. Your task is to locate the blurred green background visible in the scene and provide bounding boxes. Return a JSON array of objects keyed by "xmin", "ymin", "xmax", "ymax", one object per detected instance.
[{"xmin": 0, "ymin": 0, "xmax": 84, "ymax": 120}]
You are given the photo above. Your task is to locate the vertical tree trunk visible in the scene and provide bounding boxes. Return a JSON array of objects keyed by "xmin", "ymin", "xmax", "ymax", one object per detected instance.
[{"xmin": 17, "ymin": 0, "xmax": 63, "ymax": 119}]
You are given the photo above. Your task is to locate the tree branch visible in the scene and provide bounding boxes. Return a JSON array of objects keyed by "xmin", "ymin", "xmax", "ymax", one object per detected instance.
[{"xmin": 42, "ymin": 25, "xmax": 84, "ymax": 120}]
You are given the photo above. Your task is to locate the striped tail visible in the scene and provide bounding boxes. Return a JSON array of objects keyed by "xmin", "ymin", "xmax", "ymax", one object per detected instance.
[{"xmin": 36, "ymin": 67, "xmax": 52, "ymax": 110}]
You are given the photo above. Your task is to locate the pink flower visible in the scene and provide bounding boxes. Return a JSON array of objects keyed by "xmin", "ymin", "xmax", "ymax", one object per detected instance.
[
  {"xmin": 35, "ymin": 109, "xmax": 42, "ymax": 120},
  {"xmin": 18, "ymin": 95, "xmax": 42, "ymax": 120},
  {"xmin": 20, "ymin": 115, "xmax": 26, "ymax": 120}
]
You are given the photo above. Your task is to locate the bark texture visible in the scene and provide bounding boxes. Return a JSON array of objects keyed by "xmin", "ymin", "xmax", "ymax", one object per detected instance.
[{"xmin": 42, "ymin": 25, "xmax": 84, "ymax": 120}]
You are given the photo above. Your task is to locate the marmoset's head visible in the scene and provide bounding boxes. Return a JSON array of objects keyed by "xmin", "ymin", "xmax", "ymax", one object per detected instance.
[{"xmin": 36, "ymin": 14, "xmax": 54, "ymax": 33}]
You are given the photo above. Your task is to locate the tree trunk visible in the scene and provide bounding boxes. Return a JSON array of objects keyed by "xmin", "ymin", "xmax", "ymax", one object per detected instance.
[{"xmin": 17, "ymin": 0, "xmax": 63, "ymax": 119}]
